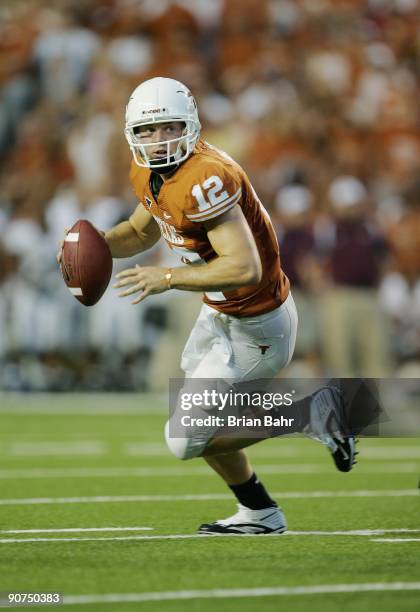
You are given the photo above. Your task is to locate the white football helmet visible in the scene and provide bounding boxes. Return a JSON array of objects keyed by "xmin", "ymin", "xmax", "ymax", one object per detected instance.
[{"xmin": 124, "ymin": 77, "xmax": 201, "ymax": 170}]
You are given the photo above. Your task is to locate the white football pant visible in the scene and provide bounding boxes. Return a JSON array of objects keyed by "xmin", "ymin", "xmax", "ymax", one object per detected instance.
[{"xmin": 165, "ymin": 292, "xmax": 298, "ymax": 459}]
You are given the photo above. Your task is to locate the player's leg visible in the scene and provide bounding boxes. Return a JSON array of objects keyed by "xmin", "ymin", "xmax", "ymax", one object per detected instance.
[
  {"xmin": 202, "ymin": 449, "xmax": 253, "ymax": 483},
  {"xmin": 194, "ymin": 295, "xmax": 298, "ymax": 534},
  {"xmin": 167, "ymin": 296, "xmax": 352, "ymax": 533},
  {"xmin": 166, "ymin": 325, "xmax": 357, "ymax": 467},
  {"xmin": 195, "ymin": 291, "xmax": 358, "ymax": 471},
  {"xmin": 202, "ymin": 383, "xmax": 358, "ymax": 472},
  {"xmin": 200, "ymin": 450, "xmax": 286, "ymax": 535},
  {"xmin": 164, "ymin": 299, "xmax": 295, "ymax": 533},
  {"xmin": 165, "ymin": 295, "xmax": 357, "ymax": 533}
]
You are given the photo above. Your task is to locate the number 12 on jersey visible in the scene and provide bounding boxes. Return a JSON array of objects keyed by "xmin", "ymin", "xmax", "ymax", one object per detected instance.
[{"xmin": 191, "ymin": 175, "xmax": 229, "ymax": 211}]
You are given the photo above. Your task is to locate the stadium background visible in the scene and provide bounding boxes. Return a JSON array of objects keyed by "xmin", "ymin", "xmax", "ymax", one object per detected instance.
[{"xmin": 0, "ymin": 0, "xmax": 419, "ymax": 392}]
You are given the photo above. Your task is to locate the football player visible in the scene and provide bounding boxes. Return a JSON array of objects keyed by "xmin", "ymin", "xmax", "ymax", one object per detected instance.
[{"xmin": 68, "ymin": 77, "xmax": 357, "ymax": 534}]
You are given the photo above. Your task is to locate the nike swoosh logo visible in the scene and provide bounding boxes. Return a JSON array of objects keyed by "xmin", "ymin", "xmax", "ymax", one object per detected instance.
[
  {"xmin": 163, "ymin": 213, "xmax": 171, "ymax": 219},
  {"xmin": 259, "ymin": 510, "xmax": 280, "ymax": 521},
  {"xmin": 236, "ymin": 526, "xmax": 266, "ymax": 534}
]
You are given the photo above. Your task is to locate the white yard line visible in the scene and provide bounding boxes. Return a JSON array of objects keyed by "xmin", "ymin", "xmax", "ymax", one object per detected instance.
[
  {"xmin": 0, "ymin": 489, "xmax": 417, "ymax": 506},
  {"xmin": 21, "ymin": 582, "xmax": 420, "ymax": 606},
  {"xmin": 0, "ymin": 462, "xmax": 418, "ymax": 480},
  {"xmin": 7, "ymin": 441, "xmax": 106, "ymax": 456},
  {"xmin": 0, "ymin": 529, "xmax": 419, "ymax": 545},
  {"xmin": 0, "ymin": 466, "xmax": 209, "ymax": 479},
  {"xmin": 349, "ymin": 447, "xmax": 420, "ymax": 459},
  {"xmin": 1, "ymin": 527, "xmax": 417, "ymax": 537},
  {"xmin": 1, "ymin": 527, "xmax": 153, "ymax": 534},
  {"xmin": 0, "ymin": 394, "xmax": 166, "ymax": 415},
  {"xmin": 1, "ymin": 442, "xmax": 419, "ymax": 460},
  {"xmin": 288, "ymin": 529, "xmax": 420, "ymax": 536},
  {"xmin": 124, "ymin": 443, "xmax": 169, "ymax": 456},
  {"xmin": 372, "ymin": 538, "xmax": 420, "ymax": 543},
  {"xmin": 250, "ymin": 446, "xmax": 420, "ymax": 459},
  {"xmin": 0, "ymin": 534, "xmax": 260, "ymax": 544}
]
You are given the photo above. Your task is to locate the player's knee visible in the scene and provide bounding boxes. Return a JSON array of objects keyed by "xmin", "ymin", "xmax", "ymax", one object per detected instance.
[
  {"xmin": 164, "ymin": 420, "xmax": 198, "ymax": 461},
  {"xmin": 165, "ymin": 435, "xmax": 191, "ymax": 461}
]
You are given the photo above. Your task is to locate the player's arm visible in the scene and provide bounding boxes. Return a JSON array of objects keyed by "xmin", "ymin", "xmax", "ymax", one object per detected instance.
[
  {"xmin": 171, "ymin": 206, "xmax": 262, "ymax": 290},
  {"xmin": 105, "ymin": 205, "xmax": 161, "ymax": 258},
  {"xmin": 114, "ymin": 206, "xmax": 262, "ymax": 303},
  {"xmin": 57, "ymin": 205, "xmax": 160, "ymax": 264}
]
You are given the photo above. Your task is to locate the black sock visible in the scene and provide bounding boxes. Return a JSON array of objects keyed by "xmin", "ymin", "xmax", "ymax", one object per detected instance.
[{"xmin": 228, "ymin": 472, "xmax": 277, "ymax": 510}]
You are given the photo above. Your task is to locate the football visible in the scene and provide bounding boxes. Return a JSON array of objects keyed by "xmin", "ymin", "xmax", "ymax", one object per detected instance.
[{"xmin": 60, "ymin": 219, "xmax": 113, "ymax": 306}]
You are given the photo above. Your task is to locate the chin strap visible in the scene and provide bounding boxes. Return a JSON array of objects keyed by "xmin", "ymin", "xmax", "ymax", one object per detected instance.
[{"xmin": 158, "ymin": 163, "xmax": 180, "ymax": 175}]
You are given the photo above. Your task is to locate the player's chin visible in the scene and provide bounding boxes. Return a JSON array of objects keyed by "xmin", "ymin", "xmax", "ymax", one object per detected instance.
[{"xmin": 149, "ymin": 155, "xmax": 178, "ymax": 173}]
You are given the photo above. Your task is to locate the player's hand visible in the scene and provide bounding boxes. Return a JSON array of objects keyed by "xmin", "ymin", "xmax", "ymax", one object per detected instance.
[
  {"xmin": 113, "ymin": 265, "xmax": 169, "ymax": 304},
  {"xmin": 56, "ymin": 227, "xmax": 70, "ymax": 265}
]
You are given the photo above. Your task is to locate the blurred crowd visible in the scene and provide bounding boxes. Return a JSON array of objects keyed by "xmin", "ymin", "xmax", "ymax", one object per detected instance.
[{"xmin": 0, "ymin": 0, "xmax": 419, "ymax": 391}]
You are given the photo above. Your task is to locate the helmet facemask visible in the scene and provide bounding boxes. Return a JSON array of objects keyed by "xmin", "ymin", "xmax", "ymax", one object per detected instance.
[{"xmin": 125, "ymin": 118, "xmax": 199, "ymax": 171}]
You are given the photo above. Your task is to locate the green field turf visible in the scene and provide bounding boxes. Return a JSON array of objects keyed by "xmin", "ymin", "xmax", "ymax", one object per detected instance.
[{"xmin": 0, "ymin": 393, "xmax": 419, "ymax": 611}]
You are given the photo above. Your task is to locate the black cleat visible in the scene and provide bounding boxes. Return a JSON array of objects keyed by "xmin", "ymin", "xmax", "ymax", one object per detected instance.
[{"xmin": 304, "ymin": 386, "xmax": 358, "ymax": 472}]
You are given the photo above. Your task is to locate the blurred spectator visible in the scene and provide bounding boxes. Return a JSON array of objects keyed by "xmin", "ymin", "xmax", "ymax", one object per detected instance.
[
  {"xmin": 0, "ymin": 1, "xmax": 39, "ymax": 154},
  {"xmin": 318, "ymin": 176, "xmax": 392, "ymax": 376},
  {"xmin": 380, "ymin": 180, "xmax": 420, "ymax": 370},
  {"xmin": 33, "ymin": 7, "xmax": 101, "ymax": 104},
  {"xmin": 275, "ymin": 184, "xmax": 323, "ymax": 374}
]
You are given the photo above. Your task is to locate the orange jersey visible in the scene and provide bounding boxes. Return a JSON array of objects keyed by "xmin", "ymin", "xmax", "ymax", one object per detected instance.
[{"xmin": 129, "ymin": 140, "xmax": 290, "ymax": 317}]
